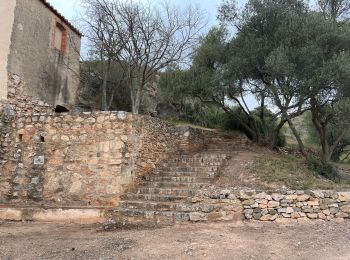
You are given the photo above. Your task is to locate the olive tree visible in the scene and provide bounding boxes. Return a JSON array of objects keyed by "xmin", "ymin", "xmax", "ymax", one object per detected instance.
[{"xmin": 213, "ymin": 0, "xmax": 350, "ymax": 175}]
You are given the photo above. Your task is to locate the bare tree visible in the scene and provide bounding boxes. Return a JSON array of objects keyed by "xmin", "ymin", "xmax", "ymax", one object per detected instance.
[
  {"xmin": 318, "ymin": 0, "xmax": 350, "ymax": 22},
  {"xmin": 82, "ymin": 0, "xmax": 206, "ymax": 114},
  {"xmin": 81, "ymin": 0, "xmax": 126, "ymax": 110}
]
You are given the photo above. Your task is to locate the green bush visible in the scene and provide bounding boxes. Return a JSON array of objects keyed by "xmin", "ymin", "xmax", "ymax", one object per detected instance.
[
  {"xmin": 308, "ymin": 159, "xmax": 341, "ymax": 182},
  {"xmin": 181, "ymin": 103, "xmax": 227, "ymax": 129},
  {"xmin": 277, "ymin": 131, "xmax": 287, "ymax": 147}
]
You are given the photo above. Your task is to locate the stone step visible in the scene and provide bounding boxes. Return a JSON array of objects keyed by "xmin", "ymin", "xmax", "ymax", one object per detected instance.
[
  {"xmin": 153, "ymin": 171, "xmax": 216, "ymax": 178},
  {"xmin": 160, "ymin": 161, "xmax": 225, "ymax": 167},
  {"xmin": 112, "ymin": 208, "xmax": 191, "ymax": 226},
  {"xmin": 137, "ymin": 187, "xmax": 197, "ymax": 196},
  {"xmin": 206, "ymin": 142, "xmax": 237, "ymax": 145},
  {"xmin": 206, "ymin": 144, "xmax": 246, "ymax": 148},
  {"xmin": 206, "ymin": 147, "xmax": 239, "ymax": 151},
  {"xmin": 121, "ymin": 193, "xmax": 188, "ymax": 202},
  {"xmin": 0, "ymin": 207, "xmax": 107, "ymax": 224},
  {"xmin": 119, "ymin": 201, "xmax": 189, "ymax": 212},
  {"xmin": 157, "ymin": 166, "xmax": 220, "ymax": 172},
  {"xmin": 206, "ymin": 144, "xmax": 236, "ymax": 148},
  {"xmin": 206, "ymin": 141, "xmax": 237, "ymax": 144},
  {"xmin": 119, "ymin": 201, "xmax": 215, "ymax": 212},
  {"xmin": 170, "ymin": 155, "xmax": 228, "ymax": 160},
  {"xmin": 144, "ymin": 175, "xmax": 213, "ymax": 183},
  {"xmin": 170, "ymin": 153, "xmax": 229, "ymax": 160},
  {"xmin": 106, "ymin": 132, "xmax": 247, "ymax": 227},
  {"xmin": 119, "ymin": 201, "xmax": 179, "ymax": 212},
  {"xmin": 138, "ymin": 181, "xmax": 210, "ymax": 189}
]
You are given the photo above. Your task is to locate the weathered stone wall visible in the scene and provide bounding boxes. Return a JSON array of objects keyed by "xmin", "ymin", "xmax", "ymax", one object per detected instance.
[
  {"xmin": 193, "ymin": 189, "xmax": 350, "ymax": 222},
  {"xmin": 7, "ymin": 74, "xmax": 54, "ymax": 115},
  {"xmin": 0, "ymin": 100, "xmax": 16, "ymax": 205},
  {"xmin": 190, "ymin": 189, "xmax": 350, "ymax": 223},
  {"xmin": 180, "ymin": 127, "xmax": 206, "ymax": 153},
  {"xmin": 0, "ymin": 101, "xmax": 15, "ymax": 169},
  {"xmin": 239, "ymin": 190, "xmax": 350, "ymax": 221},
  {"xmin": 189, "ymin": 194, "xmax": 244, "ymax": 222},
  {"xmin": 133, "ymin": 117, "xmax": 205, "ymax": 177},
  {"xmin": 0, "ymin": 74, "xmax": 54, "ymax": 203},
  {"xmin": 0, "ymin": 110, "xmax": 205, "ymax": 208},
  {"xmin": 8, "ymin": 0, "xmax": 80, "ymax": 109},
  {"xmin": 4, "ymin": 112, "xmax": 133, "ymax": 207}
]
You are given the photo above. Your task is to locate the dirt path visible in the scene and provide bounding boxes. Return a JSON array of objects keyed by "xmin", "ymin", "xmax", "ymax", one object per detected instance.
[
  {"xmin": 1, "ymin": 221, "xmax": 350, "ymax": 259},
  {"xmin": 214, "ymin": 145, "xmax": 266, "ymax": 189}
]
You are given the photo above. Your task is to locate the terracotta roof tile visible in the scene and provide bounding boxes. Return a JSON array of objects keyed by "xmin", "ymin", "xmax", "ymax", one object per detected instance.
[{"xmin": 39, "ymin": 0, "xmax": 82, "ymax": 36}]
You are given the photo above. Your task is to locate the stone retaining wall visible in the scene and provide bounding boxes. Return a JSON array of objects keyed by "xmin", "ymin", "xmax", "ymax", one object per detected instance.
[
  {"xmin": 191, "ymin": 189, "xmax": 350, "ymax": 223},
  {"xmin": 0, "ymin": 110, "xmax": 206, "ymax": 208},
  {"xmin": 132, "ymin": 116, "xmax": 205, "ymax": 178},
  {"xmin": 4, "ymin": 111, "xmax": 135, "ymax": 206},
  {"xmin": 239, "ymin": 190, "xmax": 350, "ymax": 221}
]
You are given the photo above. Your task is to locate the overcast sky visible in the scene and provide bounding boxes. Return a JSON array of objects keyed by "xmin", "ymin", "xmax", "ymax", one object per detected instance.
[
  {"xmin": 47, "ymin": 0, "xmax": 248, "ymax": 29},
  {"xmin": 47, "ymin": 0, "xmax": 258, "ymax": 109}
]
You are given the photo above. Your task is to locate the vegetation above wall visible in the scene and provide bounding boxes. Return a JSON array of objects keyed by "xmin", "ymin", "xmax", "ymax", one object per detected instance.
[{"xmin": 79, "ymin": 0, "xmax": 350, "ymax": 181}]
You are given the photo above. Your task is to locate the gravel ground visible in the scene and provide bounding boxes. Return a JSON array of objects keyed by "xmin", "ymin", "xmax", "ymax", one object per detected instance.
[{"xmin": 0, "ymin": 220, "xmax": 350, "ymax": 260}]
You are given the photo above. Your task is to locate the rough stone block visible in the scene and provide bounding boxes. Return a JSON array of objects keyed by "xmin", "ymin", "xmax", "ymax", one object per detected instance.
[
  {"xmin": 335, "ymin": 212, "xmax": 348, "ymax": 218},
  {"xmin": 260, "ymin": 214, "xmax": 277, "ymax": 221},
  {"xmin": 242, "ymin": 199, "xmax": 255, "ymax": 206},
  {"xmin": 306, "ymin": 213, "xmax": 318, "ymax": 219},
  {"xmin": 297, "ymin": 194, "xmax": 310, "ymax": 202},
  {"xmin": 307, "ymin": 199, "xmax": 319, "ymax": 206},
  {"xmin": 189, "ymin": 212, "xmax": 207, "ymax": 222},
  {"xmin": 338, "ymin": 192, "xmax": 350, "ymax": 202},
  {"xmin": 268, "ymin": 201, "xmax": 280, "ymax": 208},
  {"xmin": 291, "ymin": 212, "xmax": 300, "ymax": 219},
  {"xmin": 0, "ymin": 209, "xmax": 22, "ymax": 221},
  {"xmin": 285, "ymin": 194, "xmax": 298, "ymax": 200},
  {"xmin": 318, "ymin": 213, "xmax": 326, "ymax": 220},
  {"xmin": 340, "ymin": 205, "xmax": 350, "ymax": 213}
]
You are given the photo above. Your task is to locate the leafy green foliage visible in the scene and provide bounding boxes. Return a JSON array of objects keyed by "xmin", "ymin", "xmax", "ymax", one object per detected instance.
[
  {"xmin": 152, "ymin": 0, "xmax": 350, "ymax": 175},
  {"xmin": 216, "ymin": 0, "xmax": 350, "ymax": 173}
]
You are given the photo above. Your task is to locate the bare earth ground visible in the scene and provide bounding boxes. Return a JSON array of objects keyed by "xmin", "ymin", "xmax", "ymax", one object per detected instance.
[{"xmin": 1, "ymin": 221, "xmax": 350, "ymax": 260}]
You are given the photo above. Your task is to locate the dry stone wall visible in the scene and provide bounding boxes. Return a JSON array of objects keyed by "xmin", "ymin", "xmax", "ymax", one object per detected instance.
[
  {"xmin": 7, "ymin": 74, "xmax": 54, "ymax": 115},
  {"xmin": 134, "ymin": 117, "xmax": 205, "ymax": 177},
  {"xmin": 0, "ymin": 108, "xmax": 206, "ymax": 208},
  {"xmin": 239, "ymin": 190, "xmax": 350, "ymax": 221},
  {"xmin": 193, "ymin": 189, "xmax": 350, "ymax": 222},
  {"xmin": 0, "ymin": 101, "xmax": 15, "ymax": 167},
  {"xmin": 189, "ymin": 195, "xmax": 244, "ymax": 222},
  {"xmin": 190, "ymin": 189, "xmax": 350, "ymax": 223},
  {"xmin": 1, "ymin": 73, "xmax": 208, "ymax": 209},
  {"xmin": 5, "ymin": 111, "xmax": 134, "ymax": 206},
  {"xmin": 1, "ymin": 74, "xmax": 54, "ymax": 204}
]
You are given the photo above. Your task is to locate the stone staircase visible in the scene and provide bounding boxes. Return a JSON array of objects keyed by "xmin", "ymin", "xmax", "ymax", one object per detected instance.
[{"xmin": 108, "ymin": 131, "xmax": 247, "ymax": 227}]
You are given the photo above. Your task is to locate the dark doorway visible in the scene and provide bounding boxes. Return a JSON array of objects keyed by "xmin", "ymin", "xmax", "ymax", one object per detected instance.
[{"xmin": 55, "ymin": 105, "xmax": 69, "ymax": 113}]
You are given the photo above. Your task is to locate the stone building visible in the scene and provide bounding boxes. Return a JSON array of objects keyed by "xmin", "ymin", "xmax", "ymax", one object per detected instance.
[{"xmin": 0, "ymin": 0, "xmax": 81, "ymax": 110}]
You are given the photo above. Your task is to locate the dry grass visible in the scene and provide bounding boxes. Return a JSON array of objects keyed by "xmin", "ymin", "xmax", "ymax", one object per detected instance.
[{"xmin": 248, "ymin": 154, "xmax": 350, "ymax": 190}]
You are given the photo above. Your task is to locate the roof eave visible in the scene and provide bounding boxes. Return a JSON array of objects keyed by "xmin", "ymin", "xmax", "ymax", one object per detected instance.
[{"xmin": 39, "ymin": 0, "xmax": 82, "ymax": 37}]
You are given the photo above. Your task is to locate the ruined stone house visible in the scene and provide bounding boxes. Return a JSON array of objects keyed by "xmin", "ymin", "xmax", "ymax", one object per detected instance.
[
  {"xmin": 0, "ymin": 0, "xmax": 81, "ymax": 110},
  {"xmin": 2, "ymin": 1, "xmax": 348, "ymax": 227}
]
